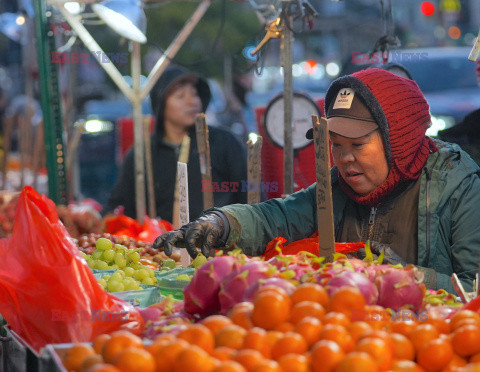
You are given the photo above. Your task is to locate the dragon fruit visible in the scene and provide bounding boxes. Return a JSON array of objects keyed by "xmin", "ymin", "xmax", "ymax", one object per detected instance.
[
  {"xmin": 375, "ymin": 265, "xmax": 426, "ymax": 311},
  {"xmin": 183, "ymin": 255, "xmax": 239, "ymax": 317},
  {"xmin": 218, "ymin": 260, "xmax": 276, "ymax": 314},
  {"xmin": 243, "ymin": 277, "xmax": 296, "ymax": 303},
  {"xmin": 364, "ymin": 264, "xmax": 394, "ymax": 282},
  {"xmin": 325, "ymin": 270, "xmax": 378, "ymax": 305}
]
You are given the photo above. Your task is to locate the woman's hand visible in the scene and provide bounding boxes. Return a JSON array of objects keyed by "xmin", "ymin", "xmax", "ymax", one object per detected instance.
[{"xmin": 153, "ymin": 214, "xmax": 225, "ymax": 258}]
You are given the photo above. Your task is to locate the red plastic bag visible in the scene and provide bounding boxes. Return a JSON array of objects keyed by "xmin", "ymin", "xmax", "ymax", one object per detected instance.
[
  {"xmin": 137, "ymin": 216, "xmax": 174, "ymax": 243},
  {"xmin": 104, "ymin": 214, "xmax": 143, "ymax": 238},
  {"xmin": 0, "ymin": 187, "xmax": 143, "ymax": 352},
  {"xmin": 105, "ymin": 214, "xmax": 173, "ymax": 243},
  {"xmin": 262, "ymin": 233, "xmax": 365, "ymax": 261}
]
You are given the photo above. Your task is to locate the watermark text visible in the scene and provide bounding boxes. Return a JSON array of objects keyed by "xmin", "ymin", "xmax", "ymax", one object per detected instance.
[
  {"xmin": 201, "ymin": 180, "xmax": 279, "ymax": 193},
  {"xmin": 351, "ymin": 51, "xmax": 428, "ymax": 64},
  {"xmin": 51, "ymin": 51, "xmax": 128, "ymax": 64}
]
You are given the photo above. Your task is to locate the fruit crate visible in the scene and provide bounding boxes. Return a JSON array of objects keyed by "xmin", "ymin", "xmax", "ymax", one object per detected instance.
[
  {"xmin": 154, "ymin": 267, "xmax": 194, "ymax": 280},
  {"xmin": 156, "ymin": 268, "xmax": 194, "ymax": 300},
  {"xmin": 91, "ymin": 269, "xmax": 116, "ymax": 276},
  {"xmin": 1, "ymin": 325, "xmax": 44, "ymax": 372},
  {"xmin": 112, "ymin": 286, "xmax": 163, "ymax": 308},
  {"xmin": 40, "ymin": 343, "xmax": 73, "ymax": 372},
  {"xmin": 1, "ymin": 325, "xmax": 27, "ymax": 372}
]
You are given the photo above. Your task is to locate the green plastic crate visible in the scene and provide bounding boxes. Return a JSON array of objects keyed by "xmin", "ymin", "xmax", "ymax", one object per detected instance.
[
  {"xmin": 113, "ymin": 287, "xmax": 163, "ymax": 307},
  {"xmin": 156, "ymin": 268, "xmax": 194, "ymax": 300},
  {"xmin": 154, "ymin": 267, "xmax": 194, "ymax": 280}
]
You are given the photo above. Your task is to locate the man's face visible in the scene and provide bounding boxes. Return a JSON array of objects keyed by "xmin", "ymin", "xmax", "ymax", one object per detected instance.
[
  {"xmin": 163, "ymin": 82, "xmax": 202, "ymax": 129},
  {"xmin": 330, "ymin": 129, "xmax": 389, "ymax": 195}
]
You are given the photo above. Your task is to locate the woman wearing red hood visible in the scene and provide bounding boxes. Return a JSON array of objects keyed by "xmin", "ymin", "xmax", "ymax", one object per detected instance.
[{"xmin": 154, "ymin": 68, "xmax": 480, "ymax": 294}]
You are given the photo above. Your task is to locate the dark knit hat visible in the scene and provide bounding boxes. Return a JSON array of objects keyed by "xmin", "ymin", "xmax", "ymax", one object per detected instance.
[{"xmin": 323, "ymin": 68, "xmax": 437, "ymax": 205}]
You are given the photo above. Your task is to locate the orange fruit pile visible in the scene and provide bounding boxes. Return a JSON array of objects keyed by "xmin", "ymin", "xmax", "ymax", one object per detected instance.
[{"xmin": 61, "ymin": 284, "xmax": 480, "ymax": 372}]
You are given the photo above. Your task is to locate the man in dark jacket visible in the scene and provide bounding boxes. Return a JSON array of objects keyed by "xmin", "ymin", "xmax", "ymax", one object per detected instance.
[{"xmin": 103, "ymin": 66, "xmax": 247, "ymax": 222}]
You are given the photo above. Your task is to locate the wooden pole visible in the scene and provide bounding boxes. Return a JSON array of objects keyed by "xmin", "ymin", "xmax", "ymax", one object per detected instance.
[
  {"xmin": 312, "ymin": 115, "xmax": 335, "ymax": 262},
  {"xmin": 282, "ymin": 14, "xmax": 294, "ymax": 196},
  {"xmin": 247, "ymin": 134, "xmax": 262, "ymax": 204},
  {"xmin": 1, "ymin": 116, "xmax": 13, "ymax": 189},
  {"xmin": 66, "ymin": 123, "xmax": 84, "ymax": 177},
  {"xmin": 195, "ymin": 114, "xmax": 214, "ymax": 210},
  {"xmin": 172, "ymin": 135, "xmax": 191, "ymax": 228},
  {"xmin": 468, "ymin": 28, "xmax": 480, "ymax": 62},
  {"xmin": 144, "ymin": 116, "xmax": 156, "ymax": 219}
]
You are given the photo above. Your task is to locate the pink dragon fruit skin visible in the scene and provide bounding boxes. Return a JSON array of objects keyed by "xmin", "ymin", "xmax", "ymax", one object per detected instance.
[
  {"xmin": 375, "ymin": 266, "xmax": 426, "ymax": 311},
  {"xmin": 364, "ymin": 264, "xmax": 393, "ymax": 282},
  {"xmin": 183, "ymin": 255, "xmax": 239, "ymax": 317},
  {"xmin": 218, "ymin": 260, "xmax": 274, "ymax": 315},
  {"xmin": 243, "ymin": 277, "xmax": 296, "ymax": 303},
  {"xmin": 325, "ymin": 271, "xmax": 378, "ymax": 305},
  {"xmin": 287, "ymin": 262, "xmax": 315, "ymax": 282}
]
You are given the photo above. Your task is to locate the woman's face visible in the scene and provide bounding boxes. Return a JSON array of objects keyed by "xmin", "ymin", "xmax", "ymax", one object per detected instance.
[
  {"xmin": 163, "ymin": 82, "xmax": 202, "ymax": 129},
  {"xmin": 331, "ymin": 130, "xmax": 389, "ymax": 195}
]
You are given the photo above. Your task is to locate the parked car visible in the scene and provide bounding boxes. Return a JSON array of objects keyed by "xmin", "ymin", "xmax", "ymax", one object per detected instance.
[{"xmin": 339, "ymin": 47, "xmax": 480, "ymax": 136}]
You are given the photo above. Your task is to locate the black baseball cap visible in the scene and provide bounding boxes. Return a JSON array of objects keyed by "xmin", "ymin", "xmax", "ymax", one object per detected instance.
[{"xmin": 306, "ymin": 87, "xmax": 377, "ymax": 139}]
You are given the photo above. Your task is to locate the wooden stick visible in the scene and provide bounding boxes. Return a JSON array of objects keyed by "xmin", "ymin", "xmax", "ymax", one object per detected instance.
[
  {"xmin": 312, "ymin": 115, "xmax": 335, "ymax": 262},
  {"xmin": 177, "ymin": 161, "xmax": 191, "ymax": 267},
  {"xmin": 469, "ymin": 28, "xmax": 480, "ymax": 62},
  {"xmin": 247, "ymin": 134, "xmax": 262, "ymax": 204},
  {"xmin": 66, "ymin": 123, "xmax": 84, "ymax": 175},
  {"xmin": 172, "ymin": 135, "xmax": 191, "ymax": 229},
  {"xmin": 143, "ymin": 116, "xmax": 156, "ymax": 219},
  {"xmin": 195, "ymin": 114, "xmax": 214, "ymax": 210},
  {"xmin": 1, "ymin": 116, "xmax": 13, "ymax": 189},
  {"xmin": 18, "ymin": 115, "xmax": 26, "ymax": 189}
]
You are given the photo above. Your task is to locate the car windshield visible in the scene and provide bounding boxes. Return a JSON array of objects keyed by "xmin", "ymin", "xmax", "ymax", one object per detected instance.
[{"xmin": 401, "ymin": 57, "xmax": 478, "ymax": 93}]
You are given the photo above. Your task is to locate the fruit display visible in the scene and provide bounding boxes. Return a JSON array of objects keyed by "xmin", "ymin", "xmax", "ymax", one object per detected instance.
[
  {"xmin": 140, "ymin": 252, "xmax": 462, "ymax": 340},
  {"xmin": 81, "ymin": 237, "xmax": 159, "ymax": 291},
  {"xmin": 60, "ymin": 278, "xmax": 480, "ymax": 372},
  {"xmin": 76, "ymin": 233, "xmax": 182, "ymax": 268}
]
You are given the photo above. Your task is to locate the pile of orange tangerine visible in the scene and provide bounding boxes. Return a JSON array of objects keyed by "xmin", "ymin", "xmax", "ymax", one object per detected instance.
[{"xmin": 62, "ymin": 283, "xmax": 480, "ymax": 372}]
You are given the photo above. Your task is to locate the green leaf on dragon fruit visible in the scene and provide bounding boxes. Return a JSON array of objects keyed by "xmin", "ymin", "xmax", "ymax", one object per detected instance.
[
  {"xmin": 377, "ymin": 250, "xmax": 385, "ymax": 264},
  {"xmin": 364, "ymin": 240, "xmax": 373, "ymax": 262},
  {"xmin": 333, "ymin": 252, "xmax": 347, "ymax": 261},
  {"xmin": 279, "ymin": 269, "xmax": 296, "ymax": 280}
]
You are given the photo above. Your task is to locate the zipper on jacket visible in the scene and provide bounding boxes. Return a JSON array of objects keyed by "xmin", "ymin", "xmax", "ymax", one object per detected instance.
[
  {"xmin": 424, "ymin": 168, "xmax": 432, "ymax": 266},
  {"xmin": 368, "ymin": 206, "xmax": 377, "ymax": 241}
]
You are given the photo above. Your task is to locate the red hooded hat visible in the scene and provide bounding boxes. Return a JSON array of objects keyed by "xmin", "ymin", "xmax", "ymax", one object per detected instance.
[{"xmin": 323, "ymin": 68, "xmax": 438, "ymax": 206}]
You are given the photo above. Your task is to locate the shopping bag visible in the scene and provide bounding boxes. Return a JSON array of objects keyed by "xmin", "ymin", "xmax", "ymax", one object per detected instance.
[
  {"xmin": 137, "ymin": 216, "xmax": 173, "ymax": 243},
  {"xmin": 0, "ymin": 187, "xmax": 144, "ymax": 352},
  {"xmin": 262, "ymin": 232, "xmax": 365, "ymax": 261}
]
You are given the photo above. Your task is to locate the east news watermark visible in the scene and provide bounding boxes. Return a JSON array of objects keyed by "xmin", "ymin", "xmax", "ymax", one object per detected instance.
[
  {"xmin": 352, "ymin": 51, "xmax": 428, "ymax": 64},
  {"xmin": 201, "ymin": 180, "xmax": 279, "ymax": 193},
  {"xmin": 52, "ymin": 309, "xmax": 129, "ymax": 322},
  {"xmin": 51, "ymin": 51, "xmax": 128, "ymax": 64}
]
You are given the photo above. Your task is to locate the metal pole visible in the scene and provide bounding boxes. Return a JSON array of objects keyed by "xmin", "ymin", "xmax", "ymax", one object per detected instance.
[
  {"xmin": 131, "ymin": 41, "xmax": 146, "ymax": 222},
  {"xmin": 33, "ymin": 0, "xmax": 68, "ymax": 204},
  {"xmin": 140, "ymin": 0, "xmax": 212, "ymax": 101},
  {"xmin": 55, "ymin": 4, "xmax": 134, "ymax": 101},
  {"xmin": 282, "ymin": 11, "xmax": 294, "ymax": 196}
]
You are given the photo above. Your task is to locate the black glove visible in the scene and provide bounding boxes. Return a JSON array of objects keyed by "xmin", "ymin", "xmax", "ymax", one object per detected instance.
[
  {"xmin": 153, "ymin": 214, "xmax": 225, "ymax": 258},
  {"xmin": 356, "ymin": 241, "xmax": 407, "ymax": 266}
]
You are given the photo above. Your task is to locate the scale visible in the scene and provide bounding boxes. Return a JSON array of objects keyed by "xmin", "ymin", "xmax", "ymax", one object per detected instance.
[{"xmin": 264, "ymin": 91, "xmax": 320, "ymax": 150}]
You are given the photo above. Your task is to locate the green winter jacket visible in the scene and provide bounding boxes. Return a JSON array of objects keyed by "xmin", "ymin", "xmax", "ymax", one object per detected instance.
[{"xmin": 218, "ymin": 140, "xmax": 480, "ymax": 293}]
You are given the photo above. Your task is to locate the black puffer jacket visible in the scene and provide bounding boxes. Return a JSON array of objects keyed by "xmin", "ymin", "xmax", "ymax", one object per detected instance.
[{"xmin": 103, "ymin": 66, "xmax": 247, "ymax": 222}]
